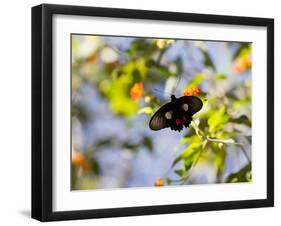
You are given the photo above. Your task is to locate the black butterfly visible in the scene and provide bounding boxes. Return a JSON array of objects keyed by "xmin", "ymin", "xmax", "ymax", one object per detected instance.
[{"xmin": 149, "ymin": 95, "xmax": 203, "ymax": 132}]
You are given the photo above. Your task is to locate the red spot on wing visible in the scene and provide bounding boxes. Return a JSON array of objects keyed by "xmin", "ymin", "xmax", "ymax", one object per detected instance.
[{"xmin": 176, "ymin": 119, "xmax": 181, "ymax": 125}]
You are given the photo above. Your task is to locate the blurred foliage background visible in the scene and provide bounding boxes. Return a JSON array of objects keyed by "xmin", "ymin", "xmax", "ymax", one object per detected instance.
[{"xmin": 71, "ymin": 34, "xmax": 252, "ymax": 190}]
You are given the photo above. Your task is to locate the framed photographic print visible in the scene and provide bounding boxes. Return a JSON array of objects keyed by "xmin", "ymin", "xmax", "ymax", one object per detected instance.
[{"xmin": 31, "ymin": 4, "xmax": 274, "ymax": 221}]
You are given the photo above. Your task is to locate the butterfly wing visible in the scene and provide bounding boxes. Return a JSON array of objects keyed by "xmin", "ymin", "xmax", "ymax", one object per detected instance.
[
  {"xmin": 177, "ymin": 96, "xmax": 203, "ymax": 116},
  {"xmin": 149, "ymin": 103, "xmax": 173, "ymax": 131},
  {"xmin": 149, "ymin": 96, "xmax": 203, "ymax": 131}
]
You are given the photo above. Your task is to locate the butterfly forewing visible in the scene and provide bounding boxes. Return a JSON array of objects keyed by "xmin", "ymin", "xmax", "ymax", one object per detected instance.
[{"xmin": 149, "ymin": 103, "xmax": 173, "ymax": 130}]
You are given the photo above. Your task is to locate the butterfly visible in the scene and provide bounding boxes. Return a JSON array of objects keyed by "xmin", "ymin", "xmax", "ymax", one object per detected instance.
[{"xmin": 149, "ymin": 95, "xmax": 203, "ymax": 132}]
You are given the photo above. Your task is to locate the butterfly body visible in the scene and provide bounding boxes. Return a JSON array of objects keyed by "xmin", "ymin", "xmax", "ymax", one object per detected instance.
[{"xmin": 149, "ymin": 95, "xmax": 203, "ymax": 132}]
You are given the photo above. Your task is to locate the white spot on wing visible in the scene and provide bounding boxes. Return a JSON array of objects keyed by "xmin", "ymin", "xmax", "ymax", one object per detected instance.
[
  {"xmin": 182, "ymin": 103, "xmax": 189, "ymax": 111},
  {"xmin": 165, "ymin": 111, "xmax": 173, "ymax": 119}
]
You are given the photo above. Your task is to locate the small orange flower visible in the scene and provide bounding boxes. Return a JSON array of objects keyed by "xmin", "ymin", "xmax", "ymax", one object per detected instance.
[
  {"xmin": 232, "ymin": 55, "xmax": 252, "ymax": 73},
  {"xmin": 72, "ymin": 151, "xmax": 91, "ymax": 172},
  {"xmin": 154, "ymin": 177, "xmax": 164, "ymax": 187},
  {"xmin": 183, "ymin": 87, "xmax": 201, "ymax": 96},
  {"xmin": 130, "ymin": 82, "xmax": 144, "ymax": 101},
  {"xmin": 72, "ymin": 152, "xmax": 85, "ymax": 166},
  {"xmin": 81, "ymin": 161, "xmax": 91, "ymax": 172}
]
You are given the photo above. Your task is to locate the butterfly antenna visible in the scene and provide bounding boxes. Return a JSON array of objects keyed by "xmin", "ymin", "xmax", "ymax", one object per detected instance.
[
  {"xmin": 152, "ymin": 88, "xmax": 172, "ymax": 96},
  {"xmin": 172, "ymin": 73, "xmax": 182, "ymax": 94}
]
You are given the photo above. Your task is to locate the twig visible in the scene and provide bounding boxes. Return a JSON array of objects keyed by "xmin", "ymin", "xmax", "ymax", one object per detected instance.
[{"xmin": 165, "ymin": 119, "xmax": 251, "ymax": 185}]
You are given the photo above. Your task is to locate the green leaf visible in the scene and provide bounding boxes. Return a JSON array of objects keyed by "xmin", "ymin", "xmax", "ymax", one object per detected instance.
[
  {"xmin": 122, "ymin": 58, "xmax": 148, "ymax": 80},
  {"xmin": 90, "ymin": 158, "xmax": 100, "ymax": 175},
  {"xmin": 96, "ymin": 139, "xmax": 112, "ymax": 147},
  {"xmin": 175, "ymin": 169, "xmax": 185, "ymax": 177},
  {"xmin": 186, "ymin": 73, "xmax": 205, "ymax": 89},
  {"xmin": 105, "ymin": 73, "xmax": 138, "ymax": 116},
  {"xmin": 214, "ymin": 145, "xmax": 226, "ymax": 175},
  {"xmin": 138, "ymin": 107, "xmax": 153, "ymax": 115},
  {"xmin": 230, "ymin": 115, "xmax": 251, "ymax": 127},
  {"xmin": 149, "ymin": 61, "xmax": 173, "ymax": 77},
  {"xmin": 127, "ymin": 39, "xmax": 151, "ymax": 56},
  {"xmin": 72, "ymin": 103, "xmax": 89, "ymax": 122},
  {"xmin": 166, "ymin": 177, "xmax": 171, "ymax": 185},
  {"xmin": 215, "ymin": 73, "xmax": 228, "ymax": 81},
  {"xmin": 143, "ymin": 137, "xmax": 153, "ymax": 152},
  {"xmin": 207, "ymin": 106, "xmax": 229, "ymax": 134},
  {"xmin": 123, "ymin": 143, "xmax": 138, "ymax": 152},
  {"xmin": 184, "ymin": 161, "xmax": 193, "ymax": 171},
  {"xmin": 77, "ymin": 176, "xmax": 97, "ymax": 190},
  {"xmin": 202, "ymin": 50, "xmax": 216, "ymax": 70},
  {"xmin": 172, "ymin": 155, "xmax": 183, "ymax": 167},
  {"xmin": 173, "ymin": 139, "xmax": 202, "ymax": 167},
  {"xmin": 194, "ymin": 41, "xmax": 216, "ymax": 70},
  {"xmin": 233, "ymin": 43, "xmax": 251, "ymax": 60},
  {"xmin": 174, "ymin": 57, "xmax": 183, "ymax": 75},
  {"xmin": 226, "ymin": 163, "xmax": 252, "ymax": 183},
  {"xmin": 180, "ymin": 137, "xmax": 189, "ymax": 144}
]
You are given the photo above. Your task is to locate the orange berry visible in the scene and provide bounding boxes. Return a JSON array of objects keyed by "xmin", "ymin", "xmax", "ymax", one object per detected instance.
[
  {"xmin": 183, "ymin": 87, "xmax": 201, "ymax": 96},
  {"xmin": 130, "ymin": 82, "xmax": 144, "ymax": 101},
  {"xmin": 154, "ymin": 177, "xmax": 164, "ymax": 187},
  {"xmin": 72, "ymin": 151, "xmax": 91, "ymax": 172},
  {"xmin": 72, "ymin": 152, "xmax": 85, "ymax": 167},
  {"xmin": 232, "ymin": 55, "xmax": 251, "ymax": 73}
]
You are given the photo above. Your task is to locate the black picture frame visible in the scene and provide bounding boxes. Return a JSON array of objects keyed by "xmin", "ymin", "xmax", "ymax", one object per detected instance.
[{"xmin": 32, "ymin": 3, "xmax": 274, "ymax": 222}]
